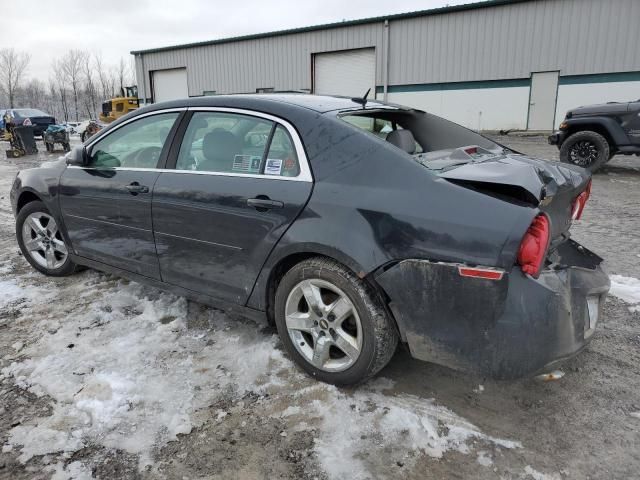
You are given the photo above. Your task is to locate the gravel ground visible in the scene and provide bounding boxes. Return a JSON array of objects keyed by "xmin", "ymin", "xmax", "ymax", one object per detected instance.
[{"xmin": 0, "ymin": 134, "xmax": 638, "ymax": 480}]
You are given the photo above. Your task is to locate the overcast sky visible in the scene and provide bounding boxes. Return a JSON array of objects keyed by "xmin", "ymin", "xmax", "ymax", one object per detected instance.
[{"xmin": 5, "ymin": 0, "xmax": 469, "ymax": 81}]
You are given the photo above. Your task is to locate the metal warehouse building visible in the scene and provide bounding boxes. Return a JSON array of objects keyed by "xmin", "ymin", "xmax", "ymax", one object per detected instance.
[{"xmin": 132, "ymin": 0, "xmax": 640, "ymax": 131}]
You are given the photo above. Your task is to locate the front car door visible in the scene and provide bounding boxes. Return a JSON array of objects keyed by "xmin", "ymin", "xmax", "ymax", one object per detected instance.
[
  {"xmin": 624, "ymin": 101, "xmax": 640, "ymax": 146},
  {"xmin": 59, "ymin": 110, "xmax": 182, "ymax": 278},
  {"xmin": 152, "ymin": 108, "xmax": 313, "ymax": 304}
]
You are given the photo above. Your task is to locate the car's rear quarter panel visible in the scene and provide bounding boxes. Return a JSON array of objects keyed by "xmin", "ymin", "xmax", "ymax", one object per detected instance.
[{"xmin": 247, "ymin": 112, "xmax": 536, "ymax": 311}]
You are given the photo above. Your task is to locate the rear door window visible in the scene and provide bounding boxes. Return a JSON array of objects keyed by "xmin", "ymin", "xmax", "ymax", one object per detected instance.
[
  {"xmin": 175, "ymin": 111, "xmax": 302, "ymax": 177},
  {"xmin": 176, "ymin": 112, "xmax": 273, "ymax": 174},
  {"xmin": 264, "ymin": 125, "xmax": 300, "ymax": 177}
]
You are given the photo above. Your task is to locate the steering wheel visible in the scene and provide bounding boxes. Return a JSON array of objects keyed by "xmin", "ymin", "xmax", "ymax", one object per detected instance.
[{"xmin": 126, "ymin": 146, "xmax": 162, "ymax": 168}]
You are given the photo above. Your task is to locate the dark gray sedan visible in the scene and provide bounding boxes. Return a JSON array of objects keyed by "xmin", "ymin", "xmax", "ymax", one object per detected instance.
[{"xmin": 10, "ymin": 94, "xmax": 609, "ymax": 385}]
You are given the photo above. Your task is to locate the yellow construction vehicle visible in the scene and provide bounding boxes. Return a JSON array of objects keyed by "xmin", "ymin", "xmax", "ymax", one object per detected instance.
[{"xmin": 99, "ymin": 86, "xmax": 139, "ymax": 123}]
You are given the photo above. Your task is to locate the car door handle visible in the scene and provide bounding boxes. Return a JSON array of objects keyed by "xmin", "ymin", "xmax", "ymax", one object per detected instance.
[
  {"xmin": 247, "ymin": 197, "xmax": 284, "ymax": 210},
  {"xmin": 125, "ymin": 182, "xmax": 149, "ymax": 195}
]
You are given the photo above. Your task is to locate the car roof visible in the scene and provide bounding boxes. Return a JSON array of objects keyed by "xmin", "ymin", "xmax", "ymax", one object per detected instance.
[{"xmin": 145, "ymin": 93, "xmax": 401, "ymax": 114}]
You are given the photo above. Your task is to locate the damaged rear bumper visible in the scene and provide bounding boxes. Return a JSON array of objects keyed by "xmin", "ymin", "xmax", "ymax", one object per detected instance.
[{"xmin": 375, "ymin": 240, "xmax": 610, "ymax": 379}]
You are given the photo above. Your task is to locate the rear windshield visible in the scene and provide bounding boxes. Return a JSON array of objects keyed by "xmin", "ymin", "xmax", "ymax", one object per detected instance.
[
  {"xmin": 14, "ymin": 109, "xmax": 49, "ymax": 117},
  {"xmin": 339, "ymin": 109, "xmax": 505, "ymax": 170}
]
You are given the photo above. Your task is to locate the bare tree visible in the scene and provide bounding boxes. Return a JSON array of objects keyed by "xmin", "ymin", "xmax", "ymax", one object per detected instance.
[
  {"xmin": 94, "ymin": 53, "xmax": 111, "ymax": 100},
  {"xmin": 45, "ymin": 79, "xmax": 60, "ymax": 119},
  {"xmin": 19, "ymin": 78, "xmax": 46, "ymax": 110},
  {"xmin": 82, "ymin": 54, "xmax": 99, "ymax": 119},
  {"xmin": 52, "ymin": 60, "xmax": 70, "ymax": 122},
  {"xmin": 0, "ymin": 48, "xmax": 31, "ymax": 108},
  {"xmin": 59, "ymin": 50, "xmax": 87, "ymax": 121},
  {"xmin": 116, "ymin": 56, "xmax": 134, "ymax": 95}
]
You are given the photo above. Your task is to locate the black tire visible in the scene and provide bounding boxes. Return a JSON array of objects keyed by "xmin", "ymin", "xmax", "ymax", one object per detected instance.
[
  {"xmin": 274, "ymin": 257, "xmax": 398, "ymax": 386},
  {"xmin": 559, "ymin": 130, "xmax": 610, "ymax": 173},
  {"xmin": 63, "ymin": 142, "xmax": 71, "ymax": 152},
  {"xmin": 16, "ymin": 201, "xmax": 78, "ymax": 277}
]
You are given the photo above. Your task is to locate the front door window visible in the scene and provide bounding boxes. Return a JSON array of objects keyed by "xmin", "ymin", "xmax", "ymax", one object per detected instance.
[{"xmin": 88, "ymin": 113, "xmax": 179, "ymax": 169}]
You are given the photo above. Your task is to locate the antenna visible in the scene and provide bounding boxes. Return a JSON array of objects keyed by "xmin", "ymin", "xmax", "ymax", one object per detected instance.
[{"xmin": 351, "ymin": 88, "xmax": 371, "ymax": 108}]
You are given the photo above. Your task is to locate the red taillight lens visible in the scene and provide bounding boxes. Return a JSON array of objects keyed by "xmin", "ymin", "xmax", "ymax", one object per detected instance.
[
  {"xmin": 571, "ymin": 180, "xmax": 592, "ymax": 220},
  {"xmin": 517, "ymin": 214, "xmax": 550, "ymax": 278}
]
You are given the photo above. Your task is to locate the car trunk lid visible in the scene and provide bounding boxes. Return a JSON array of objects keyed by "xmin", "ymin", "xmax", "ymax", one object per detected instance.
[{"xmin": 419, "ymin": 146, "xmax": 591, "ymax": 245}]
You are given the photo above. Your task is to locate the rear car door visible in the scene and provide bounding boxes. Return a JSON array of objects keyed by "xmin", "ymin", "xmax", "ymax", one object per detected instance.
[
  {"xmin": 59, "ymin": 110, "xmax": 182, "ymax": 278},
  {"xmin": 152, "ymin": 108, "xmax": 313, "ymax": 304}
]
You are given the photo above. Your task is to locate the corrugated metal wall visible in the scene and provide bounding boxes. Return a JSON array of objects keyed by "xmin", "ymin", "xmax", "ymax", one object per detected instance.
[
  {"xmin": 388, "ymin": 0, "xmax": 640, "ymax": 85},
  {"xmin": 135, "ymin": 23, "xmax": 385, "ymax": 100},
  {"xmin": 134, "ymin": 0, "xmax": 640, "ymax": 100}
]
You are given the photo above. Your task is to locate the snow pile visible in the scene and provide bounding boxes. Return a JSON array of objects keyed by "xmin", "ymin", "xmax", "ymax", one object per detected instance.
[
  {"xmin": 609, "ymin": 274, "xmax": 640, "ymax": 311},
  {"xmin": 0, "ymin": 278, "xmax": 50, "ymax": 308},
  {"xmin": 524, "ymin": 465, "xmax": 562, "ymax": 480},
  {"xmin": 2, "ymin": 272, "xmax": 285, "ymax": 468},
  {"xmin": 273, "ymin": 378, "xmax": 520, "ymax": 480}
]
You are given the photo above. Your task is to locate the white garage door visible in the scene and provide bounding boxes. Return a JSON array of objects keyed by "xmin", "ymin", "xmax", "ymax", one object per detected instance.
[
  {"xmin": 152, "ymin": 68, "xmax": 189, "ymax": 103},
  {"xmin": 314, "ymin": 48, "xmax": 375, "ymax": 98}
]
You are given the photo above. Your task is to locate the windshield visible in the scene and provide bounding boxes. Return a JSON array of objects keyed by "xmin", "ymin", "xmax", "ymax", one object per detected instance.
[
  {"xmin": 339, "ymin": 109, "xmax": 506, "ymax": 170},
  {"xmin": 14, "ymin": 109, "xmax": 49, "ymax": 117}
]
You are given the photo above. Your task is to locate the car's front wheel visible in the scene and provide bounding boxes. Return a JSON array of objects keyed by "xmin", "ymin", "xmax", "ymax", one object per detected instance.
[
  {"xmin": 274, "ymin": 257, "xmax": 398, "ymax": 386},
  {"xmin": 16, "ymin": 201, "xmax": 78, "ymax": 276},
  {"xmin": 559, "ymin": 130, "xmax": 610, "ymax": 172}
]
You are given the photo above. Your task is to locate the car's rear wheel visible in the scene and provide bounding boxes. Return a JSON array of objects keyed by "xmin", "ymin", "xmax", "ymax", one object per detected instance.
[
  {"xmin": 16, "ymin": 201, "xmax": 78, "ymax": 276},
  {"xmin": 274, "ymin": 257, "xmax": 398, "ymax": 386},
  {"xmin": 560, "ymin": 131, "xmax": 610, "ymax": 173}
]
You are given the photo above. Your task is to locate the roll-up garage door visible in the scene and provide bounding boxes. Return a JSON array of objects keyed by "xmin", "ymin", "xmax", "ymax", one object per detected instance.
[
  {"xmin": 152, "ymin": 68, "xmax": 189, "ymax": 103},
  {"xmin": 314, "ymin": 48, "xmax": 375, "ymax": 97}
]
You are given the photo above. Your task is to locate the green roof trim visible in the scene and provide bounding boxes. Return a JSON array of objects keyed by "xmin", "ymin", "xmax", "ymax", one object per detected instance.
[
  {"xmin": 558, "ymin": 71, "xmax": 640, "ymax": 85},
  {"xmin": 376, "ymin": 78, "xmax": 530, "ymax": 94},
  {"xmin": 131, "ymin": 0, "xmax": 532, "ymax": 55}
]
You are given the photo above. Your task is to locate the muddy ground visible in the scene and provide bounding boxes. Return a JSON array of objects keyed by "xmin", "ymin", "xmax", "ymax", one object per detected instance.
[{"xmin": 0, "ymin": 134, "xmax": 638, "ymax": 480}]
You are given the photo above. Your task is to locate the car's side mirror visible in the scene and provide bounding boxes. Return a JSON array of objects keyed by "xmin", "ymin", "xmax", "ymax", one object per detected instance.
[{"xmin": 66, "ymin": 146, "xmax": 88, "ymax": 166}]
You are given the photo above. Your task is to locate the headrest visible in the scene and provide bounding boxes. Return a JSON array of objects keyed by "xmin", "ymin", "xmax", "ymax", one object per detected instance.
[
  {"xmin": 386, "ymin": 129, "xmax": 416, "ymax": 154},
  {"xmin": 202, "ymin": 129, "xmax": 242, "ymax": 162}
]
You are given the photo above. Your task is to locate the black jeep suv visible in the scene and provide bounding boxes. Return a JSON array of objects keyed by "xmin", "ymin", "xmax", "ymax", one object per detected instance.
[{"xmin": 549, "ymin": 99, "xmax": 640, "ymax": 172}]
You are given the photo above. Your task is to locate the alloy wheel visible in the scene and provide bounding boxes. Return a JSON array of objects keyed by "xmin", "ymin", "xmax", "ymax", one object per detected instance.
[
  {"xmin": 21, "ymin": 212, "xmax": 68, "ymax": 270},
  {"xmin": 568, "ymin": 140, "xmax": 599, "ymax": 167},
  {"xmin": 284, "ymin": 278, "xmax": 363, "ymax": 372}
]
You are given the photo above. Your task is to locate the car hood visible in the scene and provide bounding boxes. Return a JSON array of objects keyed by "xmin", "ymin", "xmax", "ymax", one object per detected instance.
[{"xmin": 567, "ymin": 102, "xmax": 630, "ymax": 117}]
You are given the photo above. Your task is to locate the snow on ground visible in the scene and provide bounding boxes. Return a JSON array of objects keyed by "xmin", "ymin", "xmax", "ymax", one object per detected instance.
[
  {"xmin": 0, "ymin": 263, "xmax": 520, "ymax": 478},
  {"xmin": 609, "ymin": 274, "xmax": 640, "ymax": 312},
  {"xmin": 1, "ymin": 272, "xmax": 284, "ymax": 470}
]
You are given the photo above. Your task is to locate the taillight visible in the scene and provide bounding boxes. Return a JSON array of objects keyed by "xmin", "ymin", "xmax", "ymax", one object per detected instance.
[
  {"xmin": 571, "ymin": 180, "xmax": 592, "ymax": 220},
  {"xmin": 517, "ymin": 214, "xmax": 550, "ymax": 278}
]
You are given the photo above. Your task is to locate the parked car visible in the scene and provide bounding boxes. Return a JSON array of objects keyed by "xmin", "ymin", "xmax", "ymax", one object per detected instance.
[
  {"xmin": 549, "ymin": 99, "xmax": 640, "ymax": 172},
  {"xmin": 61, "ymin": 122, "xmax": 81, "ymax": 134},
  {"xmin": 10, "ymin": 94, "xmax": 609, "ymax": 385},
  {"xmin": 3, "ymin": 108, "xmax": 56, "ymax": 137}
]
